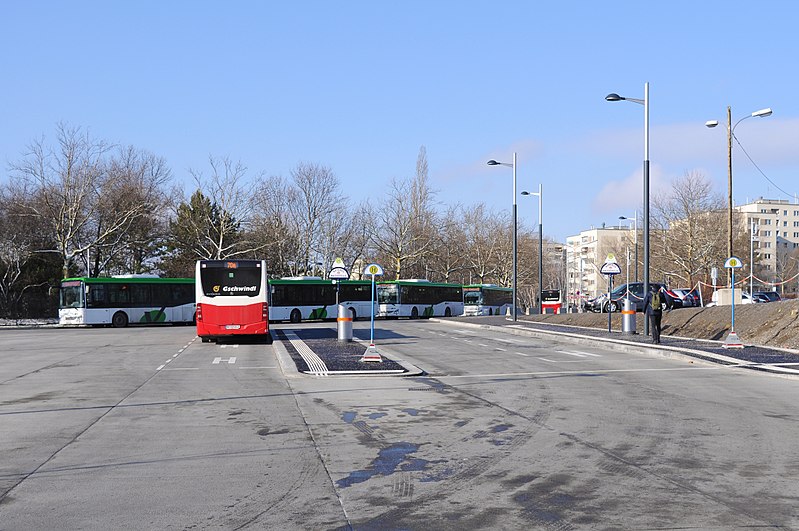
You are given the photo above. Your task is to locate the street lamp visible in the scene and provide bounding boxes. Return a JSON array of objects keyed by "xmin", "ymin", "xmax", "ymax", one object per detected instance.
[
  {"xmin": 578, "ymin": 257, "xmax": 584, "ymax": 313},
  {"xmin": 606, "ymin": 82, "xmax": 650, "ymax": 334},
  {"xmin": 619, "ymin": 214, "xmax": 638, "ymax": 283},
  {"xmin": 522, "ymin": 185, "xmax": 543, "ymax": 315},
  {"xmin": 487, "ymin": 153, "xmax": 517, "ymax": 321},
  {"xmin": 706, "ymin": 107, "xmax": 773, "ymax": 260},
  {"xmin": 750, "ymin": 221, "xmax": 758, "ymax": 296}
]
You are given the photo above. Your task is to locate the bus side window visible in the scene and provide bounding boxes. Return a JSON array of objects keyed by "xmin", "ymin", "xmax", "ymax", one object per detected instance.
[
  {"xmin": 131, "ymin": 284, "xmax": 151, "ymax": 306},
  {"xmin": 108, "ymin": 284, "xmax": 131, "ymax": 306},
  {"xmin": 172, "ymin": 284, "xmax": 193, "ymax": 306},
  {"xmin": 87, "ymin": 286, "xmax": 106, "ymax": 308}
]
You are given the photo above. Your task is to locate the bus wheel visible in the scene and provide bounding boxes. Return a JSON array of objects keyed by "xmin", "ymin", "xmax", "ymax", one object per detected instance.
[
  {"xmin": 349, "ymin": 308, "xmax": 357, "ymax": 321},
  {"xmin": 489, "ymin": 308, "xmax": 493, "ymax": 316},
  {"xmin": 201, "ymin": 337, "xmax": 212, "ymax": 343},
  {"xmin": 444, "ymin": 307, "xmax": 452, "ymax": 317},
  {"xmin": 112, "ymin": 311, "xmax": 129, "ymax": 328},
  {"xmin": 290, "ymin": 309, "xmax": 301, "ymax": 323},
  {"xmin": 411, "ymin": 307, "xmax": 419, "ymax": 319}
]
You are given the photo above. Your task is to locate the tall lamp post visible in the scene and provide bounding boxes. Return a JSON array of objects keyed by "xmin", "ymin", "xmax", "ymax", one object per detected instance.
[
  {"xmin": 750, "ymin": 221, "xmax": 758, "ymax": 296},
  {"xmin": 522, "ymin": 185, "xmax": 543, "ymax": 314},
  {"xmin": 606, "ymin": 83, "xmax": 650, "ymax": 334},
  {"xmin": 619, "ymin": 214, "xmax": 638, "ymax": 283},
  {"xmin": 706, "ymin": 107, "xmax": 773, "ymax": 260},
  {"xmin": 488, "ymin": 153, "xmax": 517, "ymax": 321}
]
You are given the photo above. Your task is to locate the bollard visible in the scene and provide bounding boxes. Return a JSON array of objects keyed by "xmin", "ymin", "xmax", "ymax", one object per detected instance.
[
  {"xmin": 337, "ymin": 304, "xmax": 352, "ymax": 342},
  {"xmin": 622, "ymin": 298, "xmax": 637, "ymax": 334}
]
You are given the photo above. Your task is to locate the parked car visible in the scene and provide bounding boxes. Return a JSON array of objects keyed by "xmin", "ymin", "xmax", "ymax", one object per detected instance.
[
  {"xmin": 585, "ymin": 282, "xmax": 677, "ymax": 313},
  {"xmin": 706, "ymin": 290, "xmax": 753, "ymax": 307},
  {"xmin": 753, "ymin": 290, "xmax": 781, "ymax": 303},
  {"xmin": 671, "ymin": 288, "xmax": 700, "ymax": 308}
]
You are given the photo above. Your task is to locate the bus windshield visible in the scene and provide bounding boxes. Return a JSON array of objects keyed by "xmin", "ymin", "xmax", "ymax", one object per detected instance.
[
  {"xmin": 200, "ymin": 264, "xmax": 262, "ymax": 297},
  {"xmin": 59, "ymin": 280, "xmax": 84, "ymax": 308},
  {"xmin": 377, "ymin": 283, "xmax": 398, "ymax": 304},
  {"xmin": 463, "ymin": 291, "xmax": 482, "ymax": 305}
]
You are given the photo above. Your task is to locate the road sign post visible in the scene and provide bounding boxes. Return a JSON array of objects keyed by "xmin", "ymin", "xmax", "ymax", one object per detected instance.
[
  {"xmin": 329, "ymin": 257, "xmax": 350, "ymax": 306},
  {"xmin": 361, "ymin": 263, "xmax": 384, "ymax": 361},
  {"xmin": 329, "ymin": 258, "xmax": 352, "ymax": 343},
  {"xmin": 600, "ymin": 255, "xmax": 622, "ymax": 333},
  {"xmin": 723, "ymin": 257, "xmax": 745, "ymax": 348}
]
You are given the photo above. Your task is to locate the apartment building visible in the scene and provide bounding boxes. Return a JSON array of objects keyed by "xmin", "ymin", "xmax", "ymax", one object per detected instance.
[
  {"xmin": 565, "ymin": 225, "xmax": 635, "ymax": 305},
  {"xmin": 736, "ymin": 198, "xmax": 799, "ymax": 287}
]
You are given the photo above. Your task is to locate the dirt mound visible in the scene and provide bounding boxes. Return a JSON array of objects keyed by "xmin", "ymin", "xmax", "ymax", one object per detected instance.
[{"xmin": 522, "ymin": 299, "xmax": 799, "ymax": 350}]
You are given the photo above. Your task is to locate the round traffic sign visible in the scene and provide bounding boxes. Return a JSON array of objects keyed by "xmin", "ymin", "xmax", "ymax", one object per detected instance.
[
  {"xmin": 724, "ymin": 256, "xmax": 743, "ymax": 269},
  {"xmin": 364, "ymin": 263, "xmax": 384, "ymax": 276}
]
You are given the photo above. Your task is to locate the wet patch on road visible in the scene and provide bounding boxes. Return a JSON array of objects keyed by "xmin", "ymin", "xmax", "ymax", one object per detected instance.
[{"xmin": 336, "ymin": 442, "xmax": 433, "ymax": 488}]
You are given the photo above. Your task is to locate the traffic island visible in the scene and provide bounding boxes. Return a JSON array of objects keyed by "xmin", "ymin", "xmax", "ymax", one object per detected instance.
[{"xmin": 272, "ymin": 328, "xmax": 423, "ymax": 376}]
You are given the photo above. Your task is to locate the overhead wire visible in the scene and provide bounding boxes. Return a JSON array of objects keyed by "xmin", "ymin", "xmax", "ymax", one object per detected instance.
[{"xmin": 732, "ymin": 133, "xmax": 794, "ymax": 198}]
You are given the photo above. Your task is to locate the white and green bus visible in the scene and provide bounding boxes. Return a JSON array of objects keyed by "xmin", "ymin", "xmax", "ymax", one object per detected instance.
[
  {"xmin": 59, "ymin": 276, "xmax": 195, "ymax": 327},
  {"xmin": 268, "ymin": 277, "xmax": 374, "ymax": 323},
  {"xmin": 376, "ymin": 280, "xmax": 463, "ymax": 318},
  {"xmin": 462, "ymin": 284, "xmax": 513, "ymax": 316}
]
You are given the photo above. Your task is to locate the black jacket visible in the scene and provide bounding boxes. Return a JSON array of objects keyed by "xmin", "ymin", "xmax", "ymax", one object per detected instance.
[{"xmin": 643, "ymin": 289, "xmax": 663, "ymax": 316}]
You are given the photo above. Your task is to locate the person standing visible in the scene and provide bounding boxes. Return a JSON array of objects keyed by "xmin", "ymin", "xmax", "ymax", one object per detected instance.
[{"xmin": 643, "ymin": 286, "xmax": 664, "ymax": 344}]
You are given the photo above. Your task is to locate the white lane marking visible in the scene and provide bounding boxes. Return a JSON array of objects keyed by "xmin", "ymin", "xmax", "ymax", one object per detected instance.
[
  {"xmin": 555, "ymin": 350, "xmax": 603, "ymax": 358},
  {"xmin": 569, "ymin": 350, "xmax": 602, "ymax": 357},
  {"xmin": 555, "ymin": 350, "xmax": 586, "ymax": 358},
  {"xmin": 213, "ymin": 357, "xmax": 237, "ymax": 364},
  {"xmin": 284, "ymin": 331, "xmax": 329, "ymax": 376},
  {"xmin": 220, "ymin": 344, "xmax": 240, "ymax": 349},
  {"xmin": 495, "ymin": 347, "xmax": 507, "ymax": 352},
  {"xmin": 478, "ymin": 343, "xmax": 490, "ymax": 347},
  {"xmin": 539, "ymin": 358, "xmax": 587, "ymax": 363},
  {"xmin": 157, "ymin": 340, "xmax": 195, "ymax": 370},
  {"xmin": 514, "ymin": 352, "xmax": 529, "ymax": 357}
]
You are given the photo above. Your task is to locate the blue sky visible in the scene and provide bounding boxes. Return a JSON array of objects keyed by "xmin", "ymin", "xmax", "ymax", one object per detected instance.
[{"xmin": 2, "ymin": 1, "xmax": 799, "ymax": 242}]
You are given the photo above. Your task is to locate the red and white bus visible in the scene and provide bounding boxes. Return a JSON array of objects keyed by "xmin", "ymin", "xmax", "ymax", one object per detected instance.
[{"xmin": 195, "ymin": 259, "xmax": 269, "ymax": 342}]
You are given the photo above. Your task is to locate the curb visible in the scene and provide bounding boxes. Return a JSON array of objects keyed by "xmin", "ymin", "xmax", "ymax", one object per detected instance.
[{"xmin": 431, "ymin": 318, "xmax": 799, "ymax": 379}]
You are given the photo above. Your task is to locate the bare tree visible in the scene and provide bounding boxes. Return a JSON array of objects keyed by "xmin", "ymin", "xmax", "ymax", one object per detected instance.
[
  {"xmin": 250, "ymin": 175, "xmax": 301, "ymax": 277},
  {"xmin": 0, "ymin": 187, "xmax": 55, "ymax": 317},
  {"xmin": 405, "ymin": 146, "xmax": 438, "ymax": 277},
  {"xmin": 323, "ymin": 200, "xmax": 373, "ymax": 278},
  {"xmin": 86, "ymin": 146, "xmax": 172, "ymax": 275},
  {"xmin": 462, "ymin": 204, "xmax": 505, "ymax": 284},
  {"xmin": 373, "ymin": 176, "xmax": 436, "ymax": 280},
  {"xmin": 651, "ymin": 171, "xmax": 726, "ymax": 287},
  {"xmin": 427, "ymin": 204, "xmax": 468, "ymax": 282},
  {"xmin": 288, "ymin": 162, "xmax": 345, "ymax": 276},
  {"xmin": 183, "ymin": 155, "xmax": 265, "ymax": 259},
  {"xmin": 372, "ymin": 147, "xmax": 438, "ymax": 280},
  {"xmin": 9, "ymin": 123, "xmax": 112, "ymax": 277}
]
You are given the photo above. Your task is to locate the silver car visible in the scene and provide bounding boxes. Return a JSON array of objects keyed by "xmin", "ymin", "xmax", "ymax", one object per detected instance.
[{"xmin": 671, "ymin": 288, "xmax": 699, "ymax": 307}]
